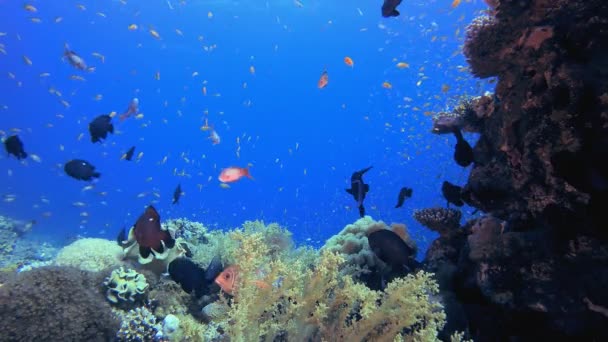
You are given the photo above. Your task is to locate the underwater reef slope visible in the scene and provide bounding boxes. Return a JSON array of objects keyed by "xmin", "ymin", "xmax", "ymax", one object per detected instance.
[{"xmin": 424, "ymin": 0, "xmax": 608, "ymax": 340}]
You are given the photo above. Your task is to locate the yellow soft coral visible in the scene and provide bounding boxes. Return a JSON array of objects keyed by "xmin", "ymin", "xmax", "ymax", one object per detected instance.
[{"xmin": 217, "ymin": 230, "xmax": 445, "ymax": 341}]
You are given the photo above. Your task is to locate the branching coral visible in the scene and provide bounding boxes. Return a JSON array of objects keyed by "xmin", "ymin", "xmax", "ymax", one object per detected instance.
[
  {"xmin": 215, "ymin": 230, "xmax": 445, "ymax": 341},
  {"xmin": 116, "ymin": 306, "xmax": 160, "ymax": 342}
]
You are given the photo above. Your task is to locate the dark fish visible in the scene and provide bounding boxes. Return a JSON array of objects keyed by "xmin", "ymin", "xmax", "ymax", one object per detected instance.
[
  {"xmin": 453, "ymin": 129, "xmax": 474, "ymax": 167},
  {"xmin": 346, "ymin": 166, "xmax": 373, "ymax": 218},
  {"xmin": 116, "ymin": 226, "xmax": 127, "ymax": 246},
  {"xmin": 368, "ymin": 229, "xmax": 415, "ymax": 270},
  {"xmin": 89, "ymin": 114, "xmax": 114, "ymax": 143},
  {"xmin": 172, "ymin": 184, "xmax": 182, "ymax": 204},
  {"xmin": 4, "ymin": 135, "xmax": 27, "ymax": 160},
  {"xmin": 168, "ymin": 256, "xmax": 223, "ymax": 297},
  {"xmin": 382, "ymin": 0, "xmax": 402, "ymax": 17},
  {"xmin": 133, "ymin": 205, "xmax": 175, "ymax": 258},
  {"xmin": 395, "ymin": 187, "xmax": 413, "ymax": 208},
  {"xmin": 122, "ymin": 146, "xmax": 136, "ymax": 161},
  {"xmin": 441, "ymin": 181, "xmax": 464, "ymax": 207},
  {"xmin": 64, "ymin": 159, "xmax": 100, "ymax": 181}
]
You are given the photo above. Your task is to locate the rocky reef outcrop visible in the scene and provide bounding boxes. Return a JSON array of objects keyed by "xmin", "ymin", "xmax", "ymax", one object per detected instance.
[{"xmin": 425, "ymin": 0, "xmax": 608, "ymax": 340}]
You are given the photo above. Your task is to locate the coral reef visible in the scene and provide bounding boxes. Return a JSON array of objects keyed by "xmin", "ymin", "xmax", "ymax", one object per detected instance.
[
  {"xmin": 116, "ymin": 306, "xmax": 161, "ymax": 342},
  {"xmin": 54, "ymin": 238, "xmax": 124, "ymax": 272},
  {"xmin": 413, "ymin": 208, "xmax": 462, "ymax": 237},
  {"xmin": 0, "ymin": 266, "xmax": 119, "ymax": 341},
  {"xmin": 423, "ymin": 0, "xmax": 608, "ymax": 339},
  {"xmin": 104, "ymin": 266, "xmax": 149, "ymax": 307},
  {"xmin": 213, "ymin": 230, "xmax": 445, "ymax": 341},
  {"xmin": 165, "ymin": 217, "xmax": 210, "ymax": 244},
  {"xmin": 321, "ymin": 216, "xmax": 416, "ymax": 284}
]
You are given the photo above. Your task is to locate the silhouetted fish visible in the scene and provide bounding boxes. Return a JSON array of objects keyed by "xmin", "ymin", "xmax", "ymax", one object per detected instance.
[
  {"xmin": 122, "ymin": 146, "xmax": 136, "ymax": 161},
  {"xmin": 442, "ymin": 181, "xmax": 464, "ymax": 207},
  {"xmin": 382, "ymin": 0, "xmax": 402, "ymax": 17},
  {"xmin": 89, "ymin": 114, "xmax": 114, "ymax": 143},
  {"xmin": 453, "ymin": 129, "xmax": 474, "ymax": 167},
  {"xmin": 116, "ymin": 226, "xmax": 127, "ymax": 246},
  {"xmin": 172, "ymin": 184, "xmax": 182, "ymax": 204},
  {"xmin": 168, "ymin": 256, "xmax": 223, "ymax": 297},
  {"xmin": 395, "ymin": 187, "xmax": 413, "ymax": 208},
  {"xmin": 368, "ymin": 229, "xmax": 415, "ymax": 271},
  {"xmin": 64, "ymin": 159, "xmax": 100, "ymax": 181},
  {"xmin": 346, "ymin": 166, "xmax": 373, "ymax": 217},
  {"xmin": 3, "ymin": 135, "xmax": 27, "ymax": 160}
]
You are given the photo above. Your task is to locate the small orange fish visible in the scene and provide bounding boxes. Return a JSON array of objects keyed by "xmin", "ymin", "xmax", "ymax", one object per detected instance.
[
  {"xmin": 451, "ymin": 0, "xmax": 461, "ymax": 8},
  {"xmin": 382, "ymin": 81, "xmax": 392, "ymax": 89},
  {"xmin": 218, "ymin": 166, "xmax": 252, "ymax": 183},
  {"xmin": 317, "ymin": 69, "xmax": 328, "ymax": 89},
  {"xmin": 344, "ymin": 56, "xmax": 354, "ymax": 67}
]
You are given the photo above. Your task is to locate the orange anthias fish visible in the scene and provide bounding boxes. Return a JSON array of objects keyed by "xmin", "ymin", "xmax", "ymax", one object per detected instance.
[
  {"xmin": 215, "ymin": 265, "xmax": 271, "ymax": 295},
  {"xmin": 119, "ymin": 98, "xmax": 139, "ymax": 121},
  {"xmin": 317, "ymin": 69, "xmax": 328, "ymax": 89},
  {"xmin": 344, "ymin": 56, "xmax": 354, "ymax": 67},
  {"xmin": 218, "ymin": 166, "xmax": 253, "ymax": 183}
]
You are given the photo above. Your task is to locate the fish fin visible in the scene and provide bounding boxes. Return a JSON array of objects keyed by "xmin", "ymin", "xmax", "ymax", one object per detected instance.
[
  {"xmin": 364, "ymin": 184, "xmax": 370, "ymax": 192},
  {"xmin": 92, "ymin": 172, "xmax": 101, "ymax": 178},
  {"xmin": 109, "ymin": 124, "xmax": 114, "ymax": 133},
  {"xmin": 346, "ymin": 188, "xmax": 353, "ymax": 195},
  {"xmin": 244, "ymin": 167, "xmax": 254, "ymax": 180},
  {"xmin": 392, "ymin": 9, "xmax": 400, "ymax": 17},
  {"xmin": 116, "ymin": 227, "xmax": 126, "ymax": 246},
  {"xmin": 358, "ymin": 205, "xmax": 365, "ymax": 217},
  {"xmin": 205, "ymin": 256, "xmax": 223, "ymax": 282},
  {"xmin": 139, "ymin": 246, "xmax": 152, "ymax": 258},
  {"xmin": 165, "ymin": 236, "xmax": 176, "ymax": 249}
]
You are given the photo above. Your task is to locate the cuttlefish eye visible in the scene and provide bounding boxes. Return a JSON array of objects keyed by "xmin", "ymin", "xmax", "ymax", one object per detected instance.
[{"xmin": 224, "ymin": 274, "xmax": 231, "ymax": 280}]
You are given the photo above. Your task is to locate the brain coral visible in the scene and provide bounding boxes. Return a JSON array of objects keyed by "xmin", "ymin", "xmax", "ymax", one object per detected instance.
[
  {"xmin": 0, "ymin": 266, "xmax": 119, "ymax": 341},
  {"xmin": 54, "ymin": 238, "xmax": 124, "ymax": 272}
]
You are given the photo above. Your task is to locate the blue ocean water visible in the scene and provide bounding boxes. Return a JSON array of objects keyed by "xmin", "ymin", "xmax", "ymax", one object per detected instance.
[{"xmin": 0, "ymin": 0, "xmax": 490, "ymax": 255}]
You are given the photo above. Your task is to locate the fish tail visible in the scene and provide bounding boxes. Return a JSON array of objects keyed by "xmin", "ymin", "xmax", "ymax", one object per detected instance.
[
  {"xmin": 244, "ymin": 167, "xmax": 254, "ymax": 180},
  {"xmin": 92, "ymin": 172, "xmax": 101, "ymax": 178}
]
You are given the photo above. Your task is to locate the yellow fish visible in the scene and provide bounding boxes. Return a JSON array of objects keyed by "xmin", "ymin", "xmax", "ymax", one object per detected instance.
[
  {"xmin": 24, "ymin": 4, "xmax": 37, "ymax": 12},
  {"xmin": 128, "ymin": 24, "xmax": 138, "ymax": 31},
  {"xmin": 396, "ymin": 62, "xmax": 410, "ymax": 69}
]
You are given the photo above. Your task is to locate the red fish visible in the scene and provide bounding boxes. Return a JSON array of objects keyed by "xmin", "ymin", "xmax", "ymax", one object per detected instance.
[
  {"xmin": 218, "ymin": 166, "xmax": 253, "ymax": 183},
  {"xmin": 215, "ymin": 265, "xmax": 271, "ymax": 295},
  {"xmin": 119, "ymin": 98, "xmax": 140, "ymax": 121},
  {"xmin": 317, "ymin": 69, "xmax": 328, "ymax": 89}
]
